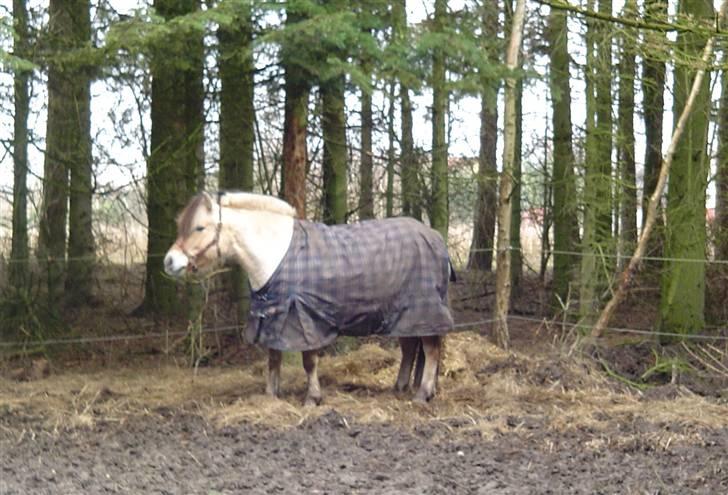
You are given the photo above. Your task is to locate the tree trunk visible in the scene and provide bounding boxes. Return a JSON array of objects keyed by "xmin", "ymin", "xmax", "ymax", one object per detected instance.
[
  {"xmin": 143, "ymin": 0, "xmax": 205, "ymax": 315},
  {"xmin": 716, "ymin": 52, "xmax": 728, "ymax": 260},
  {"xmin": 430, "ymin": 0, "xmax": 449, "ymax": 240},
  {"xmin": 322, "ymin": 76, "xmax": 348, "ymax": 225},
  {"xmin": 659, "ymin": 0, "xmax": 714, "ymax": 337},
  {"xmin": 640, "ymin": 0, "xmax": 667, "ymax": 270},
  {"xmin": 468, "ymin": 1, "xmax": 498, "ymax": 272},
  {"xmin": 547, "ymin": 3, "xmax": 579, "ymax": 309},
  {"xmin": 386, "ymin": 80, "xmax": 395, "ymax": 218},
  {"xmin": 281, "ymin": 10, "xmax": 309, "ymax": 219},
  {"xmin": 594, "ymin": 0, "xmax": 613, "ymax": 246},
  {"xmin": 359, "ymin": 78, "xmax": 374, "ymax": 220},
  {"xmin": 510, "ymin": 78, "xmax": 523, "ymax": 290},
  {"xmin": 218, "ymin": 4, "xmax": 255, "ymax": 320},
  {"xmin": 394, "ymin": 0, "xmax": 420, "ymax": 220},
  {"xmin": 579, "ymin": 0, "xmax": 612, "ymax": 319},
  {"xmin": 10, "ymin": 0, "xmax": 30, "ymax": 292},
  {"xmin": 65, "ymin": 0, "xmax": 94, "ymax": 306},
  {"xmin": 617, "ymin": 0, "xmax": 637, "ymax": 259},
  {"xmin": 39, "ymin": 0, "xmax": 93, "ymax": 311},
  {"xmin": 641, "ymin": 0, "xmax": 667, "ymax": 236},
  {"xmin": 495, "ymin": 0, "xmax": 526, "ymax": 350}
]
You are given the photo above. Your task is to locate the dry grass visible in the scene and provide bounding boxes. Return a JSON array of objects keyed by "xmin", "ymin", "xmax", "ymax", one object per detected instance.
[{"xmin": 2, "ymin": 333, "xmax": 727, "ymax": 450}]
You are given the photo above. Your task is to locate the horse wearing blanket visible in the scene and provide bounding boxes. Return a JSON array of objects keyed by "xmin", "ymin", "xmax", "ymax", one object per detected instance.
[{"xmin": 164, "ymin": 192, "xmax": 455, "ymax": 404}]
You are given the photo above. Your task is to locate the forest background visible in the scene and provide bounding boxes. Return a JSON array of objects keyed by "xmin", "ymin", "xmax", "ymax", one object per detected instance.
[{"xmin": 1, "ymin": 0, "xmax": 727, "ymax": 350}]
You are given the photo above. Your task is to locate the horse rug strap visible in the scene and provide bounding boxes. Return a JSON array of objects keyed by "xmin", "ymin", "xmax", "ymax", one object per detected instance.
[{"xmin": 246, "ymin": 217, "xmax": 455, "ymax": 351}]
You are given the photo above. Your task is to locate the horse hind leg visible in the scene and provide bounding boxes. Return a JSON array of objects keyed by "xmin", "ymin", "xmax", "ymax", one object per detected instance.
[
  {"xmin": 394, "ymin": 337, "xmax": 420, "ymax": 393},
  {"xmin": 413, "ymin": 336, "xmax": 441, "ymax": 403},
  {"xmin": 302, "ymin": 350, "xmax": 322, "ymax": 407},
  {"xmin": 266, "ymin": 348, "xmax": 282, "ymax": 397},
  {"xmin": 412, "ymin": 339, "xmax": 426, "ymax": 390}
]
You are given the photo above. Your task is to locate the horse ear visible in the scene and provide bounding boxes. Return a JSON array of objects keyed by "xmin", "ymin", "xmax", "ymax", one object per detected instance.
[{"xmin": 201, "ymin": 192, "xmax": 214, "ymax": 211}]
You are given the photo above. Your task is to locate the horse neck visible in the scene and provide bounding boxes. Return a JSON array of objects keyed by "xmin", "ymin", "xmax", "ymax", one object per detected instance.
[{"xmin": 220, "ymin": 207, "xmax": 295, "ymax": 291}]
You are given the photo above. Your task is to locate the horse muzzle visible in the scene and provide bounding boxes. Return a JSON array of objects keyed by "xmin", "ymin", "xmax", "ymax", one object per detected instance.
[{"xmin": 164, "ymin": 250, "xmax": 190, "ymax": 278}]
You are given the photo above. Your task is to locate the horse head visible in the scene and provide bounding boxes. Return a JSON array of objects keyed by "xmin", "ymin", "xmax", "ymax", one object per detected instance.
[{"xmin": 164, "ymin": 192, "xmax": 222, "ymax": 277}]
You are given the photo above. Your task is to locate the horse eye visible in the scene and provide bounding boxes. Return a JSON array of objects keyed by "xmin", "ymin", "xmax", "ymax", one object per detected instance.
[{"xmin": 195, "ymin": 226, "xmax": 205, "ymax": 232}]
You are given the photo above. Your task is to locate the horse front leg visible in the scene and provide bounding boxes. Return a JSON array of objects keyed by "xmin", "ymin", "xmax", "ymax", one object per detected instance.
[
  {"xmin": 266, "ymin": 348, "xmax": 282, "ymax": 397},
  {"xmin": 394, "ymin": 337, "xmax": 420, "ymax": 393},
  {"xmin": 413, "ymin": 336, "xmax": 441, "ymax": 403},
  {"xmin": 302, "ymin": 350, "xmax": 322, "ymax": 407}
]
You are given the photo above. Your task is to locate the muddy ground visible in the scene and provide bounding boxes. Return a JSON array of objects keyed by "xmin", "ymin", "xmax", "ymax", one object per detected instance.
[
  {"xmin": 1, "ymin": 407, "xmax": 727, "ymax": 495},
  {"xmin": 2, "ymin": 332, "xmax": 728, "ymax": 494},
  {"xmin": 2, "ymin": 275, "xmax": 728, "ymax": 494}
]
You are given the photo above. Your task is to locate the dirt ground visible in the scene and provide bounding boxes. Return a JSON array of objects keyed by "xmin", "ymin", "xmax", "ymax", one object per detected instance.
[{"xmin": 2, "ymin": 275, "xmax": 728, "ymax": 494}]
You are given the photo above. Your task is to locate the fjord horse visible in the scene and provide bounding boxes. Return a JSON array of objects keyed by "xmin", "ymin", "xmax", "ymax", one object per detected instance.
[{"xmin": 164, "ymin": 192, "xmax": 453, "ymax": 405}]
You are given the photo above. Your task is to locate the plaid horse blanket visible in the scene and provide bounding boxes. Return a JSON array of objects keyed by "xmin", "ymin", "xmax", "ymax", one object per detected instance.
[{"xmin": 245, "ymin": 217, "xmax": 455, "ymax": 351}]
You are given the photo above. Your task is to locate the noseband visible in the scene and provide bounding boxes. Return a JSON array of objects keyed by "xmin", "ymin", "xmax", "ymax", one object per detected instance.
[{"xmin": 177, "ymin": 192, "xmax": 224, "ymax": 273}]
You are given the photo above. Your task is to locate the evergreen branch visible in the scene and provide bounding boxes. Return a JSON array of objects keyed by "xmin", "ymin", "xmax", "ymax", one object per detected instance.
[{"xmin": 538, "ymin": 0, "xmax": 726, "ymax": 36}]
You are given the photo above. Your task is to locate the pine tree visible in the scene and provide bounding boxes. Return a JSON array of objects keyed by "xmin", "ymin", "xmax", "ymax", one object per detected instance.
[
  {"xmin": 617, "ymin": 0, "xmax": 637, "ymax": 257},
  {"xmin": 218, "ymin": 3, "xmax": 255, "ymax": 319},
  {"xmin": 10, "ymin": 0, "xmax": 30, "ymax": 292},
  {"xmin": 547, "ymin": 3, "xmax": 579, "ymax": 308},
  {"xmin": 659, "ymin": 0, "xmax": 713, "ymax": 336},
  {"xmin": 281, "ymin": 8, "xmax": 310, "ymax": 218},
  {"xmin": 393, "ymin": 0, "xmax": 419, "ymax": 220},
  {"xmin": 142, "ymin": 0, "xmax": 205, "ymax": 315},
  {"xmin": 39, "ymin": 0, "xmax": 93, "ymax": 311},
  {"xmin": 321, "ymin": 74, "xmax": 348, "ymax": 225},
  {"xmin": 65, "ymin": 0, "xmax": 94, "ymax": 305},
  {"xmin": 430, "ymin": 0, "xmax": 449, "ymax": 240},
  {"xmin": 468, "ymin": 0, "xmax": 499, "ymax": 271}
]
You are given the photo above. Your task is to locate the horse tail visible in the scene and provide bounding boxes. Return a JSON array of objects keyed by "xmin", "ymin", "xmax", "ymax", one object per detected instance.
[{"xmin": 448, "ymin": 258, "xmax": 457, "ymax": 283}]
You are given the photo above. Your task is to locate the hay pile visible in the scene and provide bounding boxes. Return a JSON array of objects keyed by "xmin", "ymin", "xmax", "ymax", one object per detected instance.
[{"xmin": 2, "ymin": 333, "xmax": 727, "ymax": 448}]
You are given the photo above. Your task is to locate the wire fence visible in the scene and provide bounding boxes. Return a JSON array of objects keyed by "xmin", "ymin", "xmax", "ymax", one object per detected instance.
[
  {"xmin": 1, "ymin": 316, "xmax": 727, "ymax": 349},
  {"xmin": 3, "ymin": 240, "xmax": 728, "ymax": 347},
  {"xmin": 4, "ymin": 244, "xmax": 728, "ymax": 265}
]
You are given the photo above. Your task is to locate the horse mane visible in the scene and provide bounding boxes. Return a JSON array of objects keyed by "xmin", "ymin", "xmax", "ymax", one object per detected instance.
[{"xmin": 219, "ymin": 191, "xmax": 297, "ymax": 218}]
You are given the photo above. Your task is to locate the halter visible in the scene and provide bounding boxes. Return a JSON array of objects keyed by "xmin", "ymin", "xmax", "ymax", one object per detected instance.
[{"xmin": 178, "ymin": 192, "xmax": 224, "ymax": 273}]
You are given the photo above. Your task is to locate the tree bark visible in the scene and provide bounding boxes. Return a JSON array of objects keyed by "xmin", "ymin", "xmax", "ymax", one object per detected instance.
[
  {"xmin": 65, "ymin": 0, "xmax": 94, "ymax": 306},
  {"xmin": 547, "ymin": 4, "xmax": 579, "ymax": 309},
  {"xmin": 386, "ymin": 80, "xmax": 396, "ymax": 218},
  {"xmin": 430, "ymin": 0, "xmax": 449, "ymax": 240},
  {"xmin": 218, "ymin": 3, "xmax": 255, "ymax": 319},
  {"xmin": 281, "ymin": 9, "xmax": 309, "ymax": 219},
  {"xmin": 494, "ymin": 0, "xmax": 526, "ymax": 350},
  {"xmin": 658, "ymin": 0, "xmax": 714, "ymax": 338},
  {"xmin": 10, "ymin": 0, "xmax": 30, "ymax": 291},
  {"xmin": 579, "ymin": 0, "xmax": 612, "ymax": 319},
  {"xmin": 359, "ymin": 77, "xmax": 374, "ymax": 220},
  {"xmin": 322, "ymin": 76, "xmax": 348, "ymax": 225},
  {"xmin": 617, "ymin": 0, "xmax": 637, "ymax": 259},
  {"xmin": 716, "ymin": 52, "xmax": 728, "ymax": 260},
  {"xmin": 39, "ymin": 0, "xmax": 93, "ymax": 311},
  {"xmin": 510, "ymin": 77, "xmax": 523, "ymax": 290},
  {"xmin": 641, "ymin": 0, "xmax": 667, "ymax": 237},
  {"xmin": 392, "ymin": 0, "xmax": 420, "ymax": 220},
  {"xmin": 468, "ymin": 1, "xmax": 498, "ymax": 272},
  {"xmin": 142, "ymin": 0, "xmax": 205, "ymax": 315}
]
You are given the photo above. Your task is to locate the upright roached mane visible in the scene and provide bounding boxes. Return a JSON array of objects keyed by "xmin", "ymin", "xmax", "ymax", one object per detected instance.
[
  {"xmin": 165, "ymin": 191, "xmax": 455, "ymax": 405},
  {"xmin": 219, "ymin": 191, "xmax": 297, "ymax": 217}
]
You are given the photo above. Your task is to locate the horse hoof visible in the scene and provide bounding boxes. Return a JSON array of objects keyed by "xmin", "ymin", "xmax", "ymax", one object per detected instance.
[
  {"xmin": 304, "ymin": 395, "xmax": 322, "ymax": 407},
  {"xmin": 393, "ymin": 383, "xmax": 410, "ymax": 396},
  {"xmin": 413, "ymin": 391, "xmax": 434, "ymax": 404}
]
